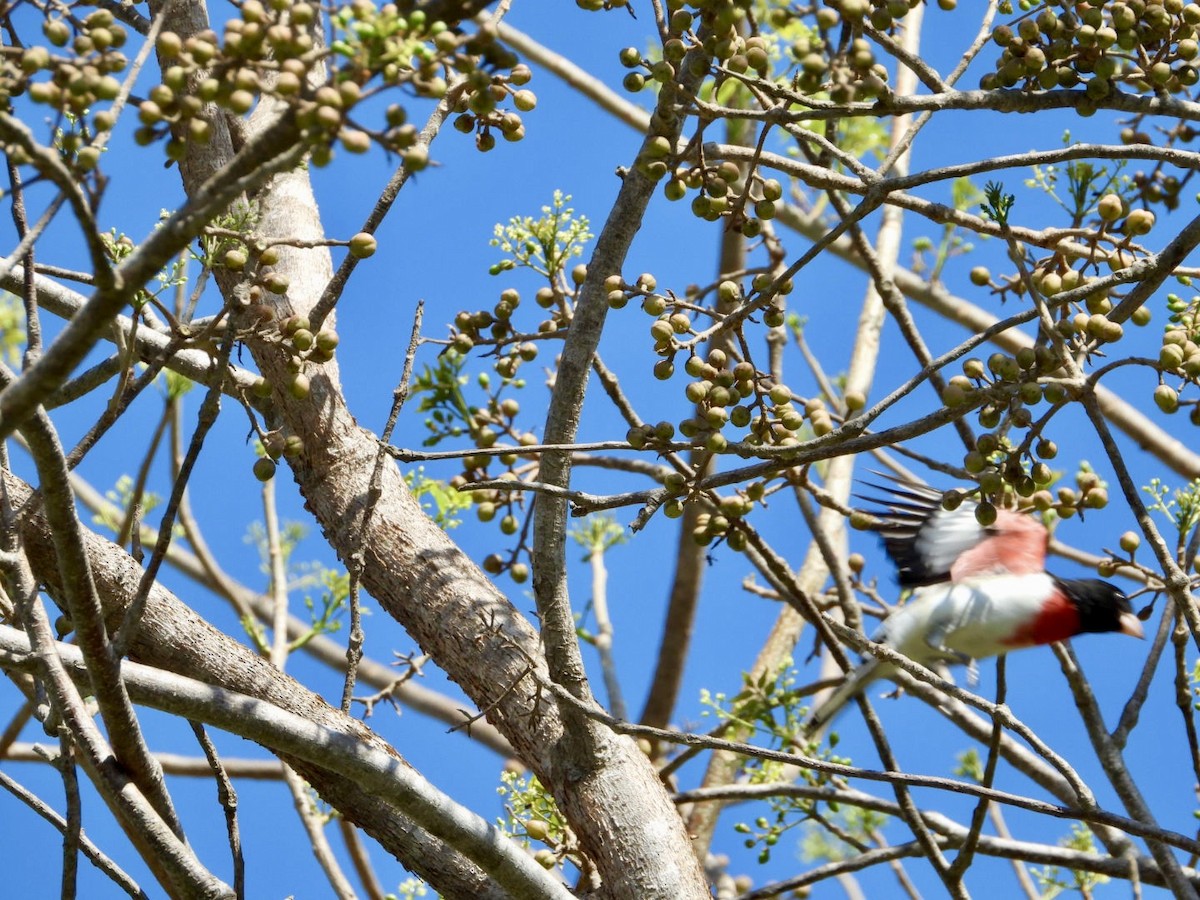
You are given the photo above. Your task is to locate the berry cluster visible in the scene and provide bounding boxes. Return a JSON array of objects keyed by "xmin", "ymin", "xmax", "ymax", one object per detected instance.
[
  {"xmin": 112, "ymin": 3, "xmax": 531, "ymax": 167},
  {"xmin": 17, "ymin": 9, "xmax": 129, "ymax": 171},
  {"xmin": 982, "ymin": 1, "xmax": 1200, "ymax": 98}
]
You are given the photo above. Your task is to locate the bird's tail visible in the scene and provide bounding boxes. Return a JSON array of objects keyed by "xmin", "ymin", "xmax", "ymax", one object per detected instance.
[{"xmin": 803, "ymin": 659, "xmax": 886, "ymax": 735}]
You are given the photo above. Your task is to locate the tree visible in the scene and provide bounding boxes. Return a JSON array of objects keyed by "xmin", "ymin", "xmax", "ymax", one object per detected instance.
[{"xmin": 1, "ymin": 0, "xmax": 1199, "ymax": 897}]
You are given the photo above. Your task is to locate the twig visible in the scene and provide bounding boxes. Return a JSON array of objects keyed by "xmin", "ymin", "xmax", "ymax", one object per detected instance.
[
  {"xmin": 1080, "ymin": 390, "xmax": 1200, "ymax": 649},
  {"xmin": 190, "ymin": 722, "xmax": 245, "ymax": 899},
  {"xmin": 793, "ymin": 483, "xmax": 860, "ymax": 631},
  {"xmin": 531, "ymin": 664, "xmax": 1200, "ymax": 853},
  {"xmin": 691, "ymin": 787, "xmax": 1195, "ymax": 897},
  {"xmin": 1172, "ymin": 613, "xmax": 1200, "ymax": 805},
  {"xmin": 1052, "ymin": 642, "xmax": 1197, "ymax": 898},
  {"xmin": 986, "ymin": 802, "xmax": 1040, "ymax": 900},
  {"xmin": 0, "ymin": 113, "xmax": 307, "ymax": 442},
  {"xmin": 0, "ymin": 361, "xmax": 188, "ymax": 840},
  {"xmin": 871, "ymin": 829, "xmax": 922, "ymax": 900},
  {"xmin": 1112, "ymin": 603, "xmax": 1173, "ymax": 749},
  {"xmin": 0, "ymin": 767, "xmax": 148, "ymax": 898},
  {"xmin": 283, "ymin": 765, "xmax": 358, "ymax": 900},
  {"xmin": 57, "ymin": 727, "xmax": 80, "ymax": 900},
  {"xmin": 679, "ymin": 782, "xmax": 1193, "ymax": 892},
  {"xmin": 529, "ymin": 33, "xmax": 716, "ymax": 791},
  {"xmin": 339, "ymin": 820, "xmax": 388, "ymax": 900},
  {"xmin": 736, "ymin": 843, "xmax": 922, "ymax": 899},
  {"xmin": 946, "ymin": 656, "xmax": 1007, "ymax": 883},
  {"xmin": 0, "ymin": 267, "xmax": 263, "ymax": 405},
  {"xmin": 113, "ymin": 327, "xmax": 235, "ymax": 656},
  {"xmin": 389, "ymin": 438, "xmax": 646, "ymax": 462},
  {"xmin": 4, "ymin": 742, "xmax": 283, "ymax": 779},
  {"xmin": 264, "ymin": 474, "xmax": 290, "ymax": 669},
  {"xmin": 352, "ymin": 654, "xmax": 429, "ymax": 718},
  {"xmin": 0, "ymin": 697, "xmax": 32, "ymax": 757},
  {"xmin": 815, "ymin": 614, "xmax": 1097, "ymax": 806},
  {"xmin": 115, "ymin": 402, "xmax": 172, "ymax": 548},
  {"xmin": 587, "ymin": 344, "xmax": 702, "ymax": 730},
  {"xmin": 4, "ymin": 160, "xmax": 50, "ymax": 363},
  {"xmin": 341, "ymin": 300, "xmax": 424, "ymax": 712},
  {"xmin": 309, "ymin": 80, "xmax": 462, "ymax": 331},
  {"xmin": 166, "ymin": 401, "xmax": 257, "ymax": 623},
  {"xmin": 63, "ymin": 331, "xmax": 190, "ymax": 472},
  {"xmin": 43, "ymin": 354, "xmax": 123, "ymax": 409},
  {"xmin": 0, "ymin": 112, "xmax": 111, "ymax": 290},
  {"xmin": 585, "ymin": 538, "xmax": 626, "ymax": 719}
]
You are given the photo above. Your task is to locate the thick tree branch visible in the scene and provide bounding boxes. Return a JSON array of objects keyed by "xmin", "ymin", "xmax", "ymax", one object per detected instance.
[
  {"xmin": 0, "ymin": 467, "xmax": 535, "ymax": 899},
  {"xmin": 0, "ymin": 115, "xmax": 305, "ymax": 440},
  {"xmin": 0, "ymin": 625, "xmax": 575, "ymax": 900}
]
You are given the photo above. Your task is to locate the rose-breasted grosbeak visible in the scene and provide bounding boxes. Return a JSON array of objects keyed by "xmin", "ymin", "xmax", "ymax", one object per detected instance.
[{"xmin": 806, "ymin": 477, "xmax": 1144, "ymax": 730}]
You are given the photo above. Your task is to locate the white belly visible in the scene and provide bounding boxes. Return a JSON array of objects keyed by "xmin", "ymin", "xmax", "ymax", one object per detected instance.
[{"xmin": 882, "ymin": 573, "xmax": 1055, "ymax": 663}]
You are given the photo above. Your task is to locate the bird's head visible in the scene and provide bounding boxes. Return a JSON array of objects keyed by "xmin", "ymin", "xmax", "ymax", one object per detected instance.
[{"xmin": 1056, "ymin": 578, "xmax": 1144, "ymax": 638}]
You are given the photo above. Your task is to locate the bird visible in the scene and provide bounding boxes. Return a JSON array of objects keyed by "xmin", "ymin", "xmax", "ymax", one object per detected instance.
[{"xmin": 805, "ymin": 475, "xmax": 1144, "ymax": 731}]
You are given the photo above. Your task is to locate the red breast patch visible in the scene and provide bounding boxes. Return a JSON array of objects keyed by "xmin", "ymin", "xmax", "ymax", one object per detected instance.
[{"xmin": 1004, "ymin": 590, "xmax": 1080, "ymax": 647}]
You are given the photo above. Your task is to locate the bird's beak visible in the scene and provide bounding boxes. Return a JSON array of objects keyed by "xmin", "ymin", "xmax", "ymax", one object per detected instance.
[{"xmin": 1118, "ymin": 612, "xmax": 1145, "ymax": 639}]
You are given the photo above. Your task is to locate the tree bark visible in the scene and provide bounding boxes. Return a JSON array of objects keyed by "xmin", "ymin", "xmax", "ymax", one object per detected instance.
[{"xmin": 6, "ymin": 469, "xmax": 523, "ymax": 899}]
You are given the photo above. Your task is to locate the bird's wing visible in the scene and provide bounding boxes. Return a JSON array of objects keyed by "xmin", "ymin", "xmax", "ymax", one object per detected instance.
[
  {"xmin": 806, "ymin": 577, "xmax": 1045, "ymax": 732},
  {"xmin": 805, "ymin": 572, "xmax": 1135, "ymax": 733},
  {"xmin": 857, "ymin": 474, "xmax": 1048, "ymax": 586},
  {"xmin": 917, "ymin": 574, "xmax": 1055, "ymax": 659}
]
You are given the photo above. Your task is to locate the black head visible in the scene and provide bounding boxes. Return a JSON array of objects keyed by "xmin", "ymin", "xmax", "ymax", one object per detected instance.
[{"xmin": 1055, "ymin": 578, "xmax": 1144, "ymax": 638}]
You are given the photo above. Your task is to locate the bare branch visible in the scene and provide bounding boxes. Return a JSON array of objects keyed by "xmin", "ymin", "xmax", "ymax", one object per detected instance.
[
  {"xmin": 0, "ymin": 767, "xmax": 149, "ymax": 899},
  {"xmin": 0, "ymin": 625, "xmax": 576, "ymax": 900}
]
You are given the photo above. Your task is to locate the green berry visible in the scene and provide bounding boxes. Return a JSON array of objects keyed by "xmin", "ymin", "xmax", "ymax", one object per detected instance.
[
  {"xmin": 349, "ymin": 232, "xmax": 377, "ymax": 258},
  {"xmin": 1154, "ymin": 384, "xmax": 1179, "ymax": 413}
]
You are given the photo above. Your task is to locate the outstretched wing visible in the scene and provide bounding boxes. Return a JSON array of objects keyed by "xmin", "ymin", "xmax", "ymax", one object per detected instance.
[{"xmin": 857, "ymin": 474, "xmax": 1048, "ymax": 586}]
